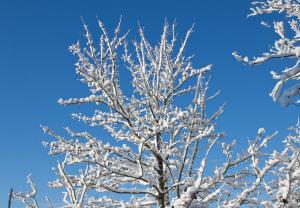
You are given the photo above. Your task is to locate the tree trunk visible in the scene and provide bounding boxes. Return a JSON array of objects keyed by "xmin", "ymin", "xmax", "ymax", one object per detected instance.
[
  {"xmin": 8, "ymin": 188, "xmax": 13, "ymax": 208},
  {"xmin": 157, "ymin": 156, "xmax": 165, "ymax": 208},
  {"xmin": 156, "ymin": 133, "xmax": 166, "ymax": 208}
]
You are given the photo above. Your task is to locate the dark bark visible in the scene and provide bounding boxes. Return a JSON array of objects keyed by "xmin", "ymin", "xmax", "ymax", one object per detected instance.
[
  {"xmin": 8, "ymin": 188, "xmax": 13, "ymax": 208},
  {"xmin": 156, "ymin": 133, "xmax": 166, "ymax": 208}
]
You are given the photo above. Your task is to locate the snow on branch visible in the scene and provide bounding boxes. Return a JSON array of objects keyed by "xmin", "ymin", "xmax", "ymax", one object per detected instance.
[
  {"xmin": 234, "ymin": 0, "xmax": 300, "ymax": 107},
  {"xmin": 12, "ymin": 175, "xmax": 40, "ymax": 208}
]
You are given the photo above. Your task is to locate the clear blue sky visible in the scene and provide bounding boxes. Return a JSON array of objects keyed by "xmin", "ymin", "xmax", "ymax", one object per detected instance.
[{"xmin": 0, "ymin": 0, "xmax": 297, "ymax": 207}]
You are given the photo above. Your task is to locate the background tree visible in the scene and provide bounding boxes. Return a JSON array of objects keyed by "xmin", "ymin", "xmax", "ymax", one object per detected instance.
[
  {"xmin": 233, "ymin": 0, "xmax": 300, "ymax": 107},
  {"xmin": 12, "ymin": 19, "xmax": 288, "ymax": 208},
  {"xmin": 270, "ymin": 121, "xmax": 300, "ymax": 207}
]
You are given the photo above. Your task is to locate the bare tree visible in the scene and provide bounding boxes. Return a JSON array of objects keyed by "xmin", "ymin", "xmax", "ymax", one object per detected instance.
[
  {"xmin": 13, "ymin": 19, "xmax": 285, "ymax": 207},
  {"xmin": 233, "ymin": 0, "xmax": 300, "ymax": 107}
]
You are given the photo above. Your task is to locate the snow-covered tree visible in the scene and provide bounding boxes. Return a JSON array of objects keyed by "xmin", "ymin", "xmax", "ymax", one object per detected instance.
[
  {"xmin": 233, "ymin": 0, "xmax": 300, "ymax": 107},
  {"xmin": 266, "ymin": 121, "xmax": 300, "ymax": 207},
  {"xmin": 13, "ymin": 19, "xmax": 287, "ymax": 208}
]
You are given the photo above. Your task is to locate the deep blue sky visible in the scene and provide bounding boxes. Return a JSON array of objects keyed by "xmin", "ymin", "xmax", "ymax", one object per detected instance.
[{"xmin": 0, "ymin": 0, "xmax": 297, "ymax": 207}]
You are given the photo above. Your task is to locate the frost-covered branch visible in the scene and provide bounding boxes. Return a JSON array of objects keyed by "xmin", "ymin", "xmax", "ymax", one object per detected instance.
[
  {"xmin": 172, "ymin": 129, "xmax": 281, "ymax": 207},
  {"xmin": 13, "ymin": 175, "xmax": 40, "ymax": 208},
  {"xmin": 234, "ymin": 0, "xmax": 300, "ymax": 106}
]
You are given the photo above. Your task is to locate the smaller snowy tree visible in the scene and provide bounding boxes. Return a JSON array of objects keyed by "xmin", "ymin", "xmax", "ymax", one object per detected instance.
[
  {"xmin": 233, "ymin": 0, "xmax": 300, "ymax": 107},
  {"xmin": 268, "ymin": 121, "xmax": 300, "ymax": 207},
  {"xmin": 12, "ymin": 19, "xmax": 288, "ymax": 208}
]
